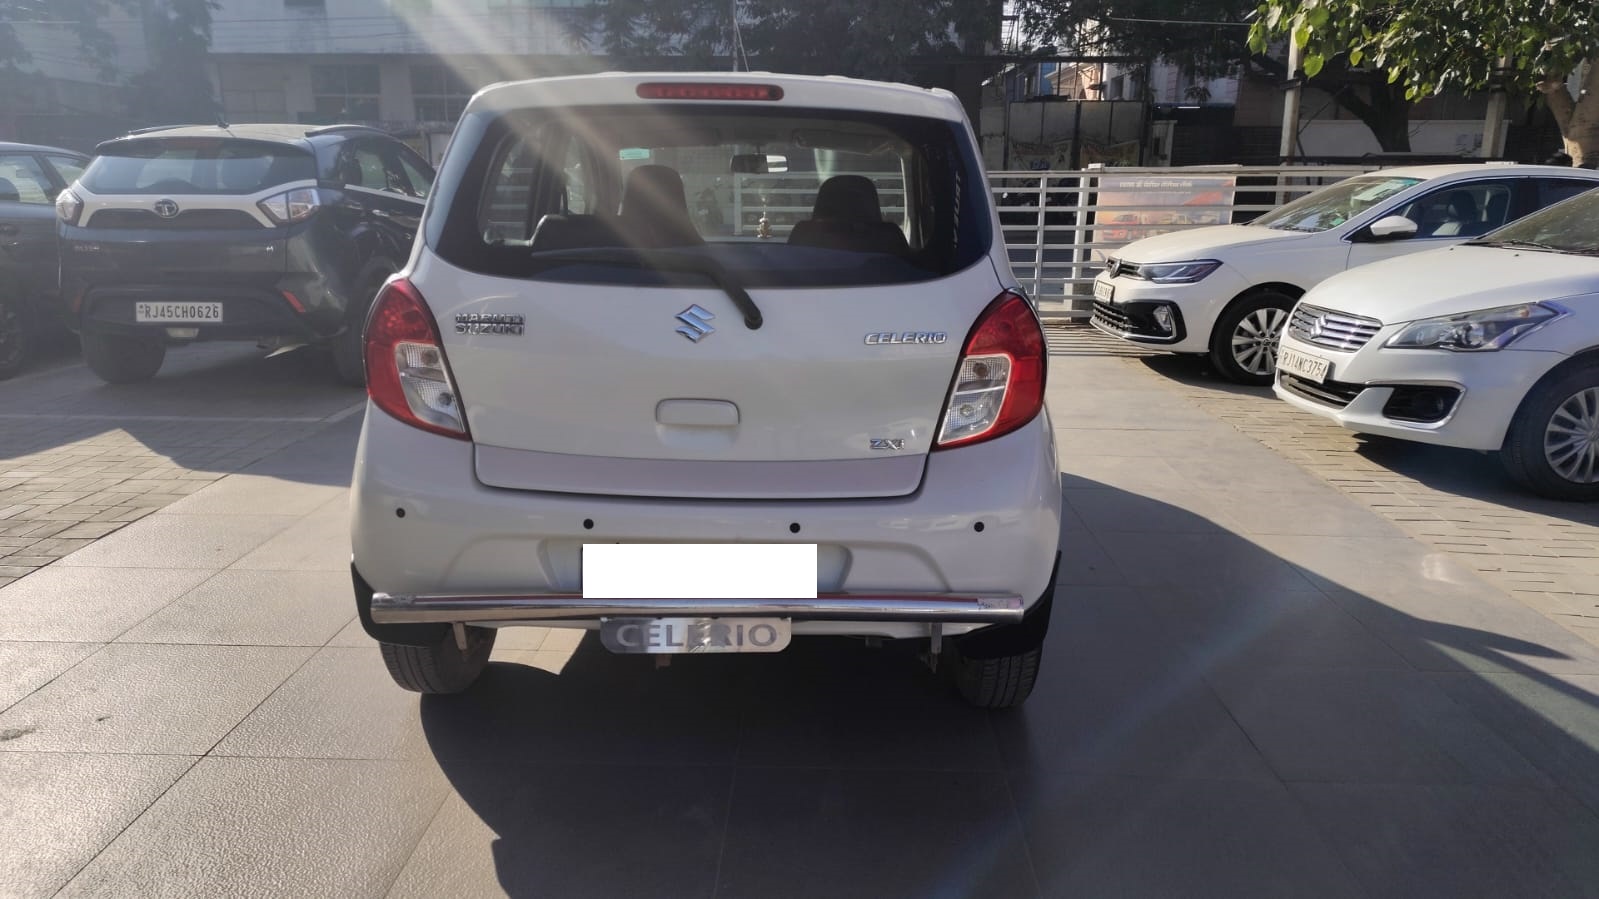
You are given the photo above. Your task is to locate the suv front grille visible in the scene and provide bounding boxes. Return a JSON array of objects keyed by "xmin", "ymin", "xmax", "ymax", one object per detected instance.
[
  {"xmin": 1281, "ymin": 373, "xmax": 1365, "ymax": 408},
  {"xmin": 86, "ymin": 209, "xmax": 264, "ymax": 230},
  {"xmin": 1289, "ymin": 304, "xmax": 1382, "ymax": 352}
]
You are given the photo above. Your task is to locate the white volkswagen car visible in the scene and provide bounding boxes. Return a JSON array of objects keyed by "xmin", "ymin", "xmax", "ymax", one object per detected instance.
[
  {"xmin": 1091, "ymin": 165, "xmax": 1599, "ymax": 383},
  {"xmin": 349, "ymin": 74, "xmax": 1062, "ymax": 706},
  {"xmin": 1275, "ymin": 186, "xmax": 1599, "ymax": 500}
]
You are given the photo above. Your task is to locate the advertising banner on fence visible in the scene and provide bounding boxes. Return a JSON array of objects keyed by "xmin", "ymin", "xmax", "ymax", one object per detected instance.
[{"xmin": 1092, "ymin": 175, "xmax": 1237, "ymax": 248}]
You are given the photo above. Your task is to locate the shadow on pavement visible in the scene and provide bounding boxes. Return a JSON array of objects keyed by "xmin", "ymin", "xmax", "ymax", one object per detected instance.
[{"xmin": 416, "ymin": 480, "xmax": 1599, "ymax": 898}]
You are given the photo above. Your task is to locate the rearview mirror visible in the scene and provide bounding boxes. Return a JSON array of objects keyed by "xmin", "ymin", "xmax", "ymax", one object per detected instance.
[
  {"xmin": 1366, "ymin": 215, "xmax": 1419, "ymax": 241},
  {"xmin": 730, "ymin": 154, "xmax": 768, "ymax": 174}
]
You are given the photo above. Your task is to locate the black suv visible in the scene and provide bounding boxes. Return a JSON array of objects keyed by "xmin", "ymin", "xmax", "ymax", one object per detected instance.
[
  {"xmin": 57, "ymin": 124, "xmax": 434, "ymax": 384},
  {"xmin": 0, "ymin": 142, "xmax": 88, "ymax": 379}
]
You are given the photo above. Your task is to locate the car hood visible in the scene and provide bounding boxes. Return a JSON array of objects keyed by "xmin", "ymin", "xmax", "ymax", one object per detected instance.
[
  {"xmin": 1113, "ymin": 224, "xmax": 1310, "ymax": 263},
  {"xmin": 1303, "ymin": 244, "xmax": 1599, "ymax": 324}
]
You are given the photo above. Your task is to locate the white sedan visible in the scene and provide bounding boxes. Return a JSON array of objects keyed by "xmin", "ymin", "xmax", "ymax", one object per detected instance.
[
  {"xmin": 1091, "ymin": 164, "xmax": 1599, "ymax": 383},
  {"xmin": 1275, "ymin": 186, "xmax": 1599, "ymax": 500}
]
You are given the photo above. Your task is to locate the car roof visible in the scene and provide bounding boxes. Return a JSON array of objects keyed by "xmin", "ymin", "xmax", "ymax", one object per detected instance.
[
  {"xmin": 0, "ymin": 141, "xmax": 86, "ymax": 157},
  {"xmin": 95, "ymin": 123, "xmax": 389, "ymax": 153},
  {"xmin": 469, "ymin": 71, "xmax": 967, "ymax": 123},
  {"xmin": 1356, "ymin": 163, "xmax": 1599, "ymax": 181}
]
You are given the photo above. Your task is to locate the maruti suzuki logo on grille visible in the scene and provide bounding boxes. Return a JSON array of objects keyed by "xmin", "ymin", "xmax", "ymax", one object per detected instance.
[
  {"xmin": 1308, "ymin": 315, "xmax": 1327, "ymax": 339},
  {"xmin": 153, "ymin": 199, "xmax": 179, "ymax": 219},
  {"xmin": 675, "ymin": 304, "xmax": 716, "ymax": 343}
]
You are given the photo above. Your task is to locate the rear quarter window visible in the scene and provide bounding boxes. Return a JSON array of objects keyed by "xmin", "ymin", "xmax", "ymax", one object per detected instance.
[
  {"xmin": 83, "ymin": 139, "xmax": 316, "ymax": 195},
  {"xmin": 432, "ymin": 104, "xmax": 992, "ymax": 288}
]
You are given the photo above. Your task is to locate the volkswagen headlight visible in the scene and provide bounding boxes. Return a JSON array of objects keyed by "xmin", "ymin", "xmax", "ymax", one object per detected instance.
[
  {"xmin": 1131, "ymin": 260, "xmax": 1223, "ymax": 283},
  {"xmin": 1385, "ymin": 302, "xmax": 1566, "ymax": 352}
]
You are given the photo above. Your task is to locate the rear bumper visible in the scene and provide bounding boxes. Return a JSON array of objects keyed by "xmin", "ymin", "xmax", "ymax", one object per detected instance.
[
  {"xmin": 75, "ymin": 282, "xmax": 332, "ymax": 341},
  {"xmin": 371, "ymin": 591, "xmax": 1025, "ymax": 625}
]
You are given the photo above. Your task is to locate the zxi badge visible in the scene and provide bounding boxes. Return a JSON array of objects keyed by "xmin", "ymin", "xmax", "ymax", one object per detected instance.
[{"xmin": 153, "ymin": 198, "xmax": 180, "ymax": 219}]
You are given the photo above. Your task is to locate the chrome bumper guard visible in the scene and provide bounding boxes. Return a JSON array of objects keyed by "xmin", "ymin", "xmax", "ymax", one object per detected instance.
[{"xmin": 370, "ymin": 591, "xmax": 1026, "ymax": 625}]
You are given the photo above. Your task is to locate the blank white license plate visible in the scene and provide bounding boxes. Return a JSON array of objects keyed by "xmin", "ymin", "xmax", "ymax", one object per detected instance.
[
  {"xmin": 1278, "ymin": 346, "xmax": 1331, "ymax": 383},
  {"xmin": 1094, "ymin": 278, "xmax": 1115, "ymax": 302},
  {"xmin": 135, "ymin": 302, "xmax": 222, "ymax": 323},
  {"xmin": 600, "ymin": 617, "xmax": 792, "ymax": 654},
  {"xmin": 582, "ymin": 543, "xmax": 817, "ymax": 599}
]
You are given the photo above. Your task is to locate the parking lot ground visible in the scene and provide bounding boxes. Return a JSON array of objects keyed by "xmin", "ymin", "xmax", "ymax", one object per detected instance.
[{"xmin": 4, "ymin": 334, "xmax": 1599, "ymax": 896}]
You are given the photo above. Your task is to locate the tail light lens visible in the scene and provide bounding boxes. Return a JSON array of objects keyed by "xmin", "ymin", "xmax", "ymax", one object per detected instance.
[
  {"xmin": 257, "ymin": 187, "xmax": 323, "ymax": 225},
  {"xmin": 365, "ymin": 278, "xmax": 469, "ymax": 440},
  {"xmin": 935, "ymin": 291, "xmax": 1046, "ymax": 449},
  {"xmin": 56, "ymin": 188, "xmax": 83, "ymax": 225}
]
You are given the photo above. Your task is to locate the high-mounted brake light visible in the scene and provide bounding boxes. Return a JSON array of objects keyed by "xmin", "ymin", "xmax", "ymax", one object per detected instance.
[
  {"xmin": 935, "ymin": 291, "xmax": 1047, "ymax": 450},
  {"xmin": 364, "ymin": 278, "xmax": 470, "ymax": 440},
  {"xmin": 636, "ymin": 83, "xmax": 784, "ymax": 101}
]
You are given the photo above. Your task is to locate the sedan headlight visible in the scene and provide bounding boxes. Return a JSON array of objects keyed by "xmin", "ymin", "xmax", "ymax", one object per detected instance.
[
  {"xmin": 1128, "ymin": 260, "xmax": 1223, "ymax": 283},
  {"xmin": 1385, "ymin": 302, "xmax": 1567, "ymax": 352}
]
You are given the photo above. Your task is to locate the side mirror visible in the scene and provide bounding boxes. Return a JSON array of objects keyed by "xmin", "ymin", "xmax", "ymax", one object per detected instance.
[{"xmin": 1365, "ymin": 215, "xmax": 1419, "ymax": 241}]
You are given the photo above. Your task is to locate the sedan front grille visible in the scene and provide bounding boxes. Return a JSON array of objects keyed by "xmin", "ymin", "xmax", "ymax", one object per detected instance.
[
  {"xmin": 1281, "ymin": 373, "xmax": 1365, "ymax": 408},
  {"xmin": 1289, "ymin": 304, "xmax": 1383, "ymax": 352}
]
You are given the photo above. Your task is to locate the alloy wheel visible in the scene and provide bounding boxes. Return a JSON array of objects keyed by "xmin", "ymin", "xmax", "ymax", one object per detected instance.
[
  {"xmin": 1230, "ymin": 307, "xmax": 1289, "ymax": 377},
  {"xmin": 1544, "ymin": 386, "xmax": 1599, "ymax": 484}
]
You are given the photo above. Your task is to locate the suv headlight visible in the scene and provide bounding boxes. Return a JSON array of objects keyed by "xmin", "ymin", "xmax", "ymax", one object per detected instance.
[
  {"xmin": 1385, "ymin": 302, "xmax": 1567, "ymax": 352},
  {"xmin": 1129, "ymin": 260, "xmax": 1222, "ymax": 283}
]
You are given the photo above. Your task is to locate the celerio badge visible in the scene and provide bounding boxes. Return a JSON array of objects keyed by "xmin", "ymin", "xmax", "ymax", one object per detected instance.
[{"xmin": 864, "ymin": 331, "xmax": 947, "ymax": 346}]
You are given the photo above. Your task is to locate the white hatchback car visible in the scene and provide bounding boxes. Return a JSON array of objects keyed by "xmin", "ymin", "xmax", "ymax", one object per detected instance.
[
  {"xmin": 349, "ymin": 74, "xmax": 1062, "ymax": 707},
  {"xmin": 1091, "ymin": 165, "xmax": 1599, "ymax": 383},
  {"xmin": 1276, "ymin": 186, "xmax": 1599, "ymax": 500}
]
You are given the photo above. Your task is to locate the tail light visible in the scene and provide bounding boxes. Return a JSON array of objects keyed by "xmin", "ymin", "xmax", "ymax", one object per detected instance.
[
  {"xmin": 365, "ymin": 278, "xmax": 470, "ymax": 440},
  {"xmin": 56, "ymin": 188, "xmax": 83, "ymax": 225},
  {"xmin": 935, "ymin": 291, "xmax": 1046, "ymax": 449},
  {"xmin": 257, "ymin": 187, "xmax": 323, "ymax": 225}
]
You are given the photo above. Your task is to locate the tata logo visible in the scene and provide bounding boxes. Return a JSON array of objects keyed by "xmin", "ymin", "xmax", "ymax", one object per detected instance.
[
  {"xmin": 675, "ymin": 304, "xmax": 715, "ymax": 343},
  {"xmin": 864, "ymin": 331, "xmax": 947, "ymax": 346},
  {"xmin": 153, "ymin": 198, "xmax": 180, "ymax": 219}
]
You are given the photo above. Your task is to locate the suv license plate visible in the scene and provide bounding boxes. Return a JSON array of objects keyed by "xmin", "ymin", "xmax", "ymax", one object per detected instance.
[
  {"xmin": 135, "ymin": 302, "xmax": 222, "ymax": 323},
  {"xmin": 1093, "ymin": 279, "xmax": 1115, "ymax": 302},
  {"xmin": 600, "ymin": 617, "xmax": 792, "ymax": 654},
  {"xmin": 1279, "ymin": 346, "xmax": 1331, "ymax": 383}
]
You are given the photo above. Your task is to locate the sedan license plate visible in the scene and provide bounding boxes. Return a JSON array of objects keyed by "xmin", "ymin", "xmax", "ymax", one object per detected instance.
[
  {"xmin": 600, "ymin": 617, "xmax": 792, "ymax": 654},
  {"xmin": 1278, "ymin": 346, "xmax": 1332, "ymax": 383},
  {"xmin": 1093, "ymin": 278, "xmax": 1115, "ymax": 302},
  {"xmin": 135, "ymin": 302, "xmax": 222, "ymax": 323}
]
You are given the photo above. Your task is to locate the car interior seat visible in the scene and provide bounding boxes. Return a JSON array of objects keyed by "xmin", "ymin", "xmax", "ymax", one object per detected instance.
[
  {"xmin": 1431, "ymin": 191, "xmax": 1479, "ymax": 237},
  {"xmin": 0, "ymin": 178, "xmax": 20, "ymax": 203},
  {"xmin": 616, "ymin": 164, "xmax": 703, "ymax": 248},
  {"xmin": 788, "ymin": 175, "xmax": 911, "ymax": 255}
]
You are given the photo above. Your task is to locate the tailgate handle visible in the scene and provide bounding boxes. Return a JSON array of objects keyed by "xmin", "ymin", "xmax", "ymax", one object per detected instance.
[{"xmin": 656, "ymin": 399, "xmax": 739, "ymax": 427}]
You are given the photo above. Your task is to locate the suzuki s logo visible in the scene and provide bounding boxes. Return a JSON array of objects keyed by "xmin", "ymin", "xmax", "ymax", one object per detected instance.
[
  {"xmin": 153, "ymin": 198, "xmax": 179, "ymax": 219},
  {"xmin": 675, "ymin": 304, "xmax": 715, "ymax": 343},
  {"xmin": 1308, "ymin": 315, "xmax": 1326, "ymax": 339}
]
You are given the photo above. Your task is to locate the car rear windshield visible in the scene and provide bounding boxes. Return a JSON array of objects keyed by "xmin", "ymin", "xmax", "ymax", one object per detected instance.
[
  {"xmin": 432, "ymin": 104, "xmax": 992, "ymax": 288},
  {"xmin": 1252, "ymin": 175, "xmax": 1422, "ymax": 233},
  {"xmin": 82, "ymin": 138, "xmax": 316, "ymax": 195}
]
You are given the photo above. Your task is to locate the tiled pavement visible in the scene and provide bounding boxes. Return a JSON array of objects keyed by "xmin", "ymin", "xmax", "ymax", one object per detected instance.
[
  {"xmin": 0, "ymin": 345, "xmax": 362, "ymax": 585},
  {"xmin": 2, "ymin": 337, "xmax": 1599, "ymax": 896}
]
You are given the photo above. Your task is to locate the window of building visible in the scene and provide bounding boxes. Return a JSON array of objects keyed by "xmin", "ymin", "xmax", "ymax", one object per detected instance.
[
  {"xmin": 410, "ymin": 64, "xmax": 471, "ymax": 123},
  {"xmin": 312, "ymin": 64, "xmax": 381, "ymax": 121},
  {"xmin": 284, "ymin": 0, "xmax": 326, "ymax": 8}
]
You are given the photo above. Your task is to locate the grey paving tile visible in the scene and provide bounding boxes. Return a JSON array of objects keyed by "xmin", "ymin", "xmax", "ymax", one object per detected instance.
[
  {"xmin": 1065, "ymin": 487, "xmax": 1240, "ymax": 534},
  {"xmin": 1060, "ymin": 453, "xmax": 1195, "ymax": 493},
  {"xmin": 0, "ymin": 641, "xmax": 100, "ymax": 712},
  {"xmin": 1165, "ymin": 446, "xmax": 1339, "ymax": 493},
  {"xmin": 117, "ymin": 569, "xmax": 355, "ymax": 646},
  {"xmin": 1055, "ymin": 532, "xmax": 1126, "ymax": 585},
  {"xmin": 57, "ymin": 757, "xmax": 446, "ymax": 899},
  {"xmin": 717, "ymin": 767, "xmax": 1036, "ymax": 899},
  {"xmin": 1208, "ymin": 666, "xmax": 1550, "ymax": 787},
  {"xmin": 214, "ymin": 647, "xmax": 430, "ymax": 760},
  {"xmin": 0, "ymin": 567, "xmax": 213, "ymax": 642},
  {"xmin": 0, "ymin": 643, "xmax": 311, "ymax": 754},
  {"xmin": 327, "ymin": 615, "xmax": 373, "ymax": 647},
  {"xmin": 1292, "ymin": 782, "xmax": 1599, "ymax": 899},
  {"xmin": 55, "ymin": 513, "xmax": 299, "ymax": 569},
  {"xmin": 1012, "ymin": 772, "xmax": 1364, "ymax": 899},
  {"xmin": 161, "ymin": 474, "xmax": 348, "ymax": 516},
  {"xmin": 389, "ymin": 763, "xmax": 729, "ymax": 899},
  {"xmin": 0, "ymin": 752, "xmax": 195, "ymax": 899},
  {"xmin": 1214, "ymin": 487, "xmax": 1415, "ymax": 537},
  {"xmin": 1095, "ymin": 530, "xmax": 1319, "ymax": 591},
  {"xmin": 1054, "ymin": 426, "xmax": 1239, "ymax": 459},
  {"xmin": 228, "ymin": 499, "xmax": 350, "ymax": 571}
]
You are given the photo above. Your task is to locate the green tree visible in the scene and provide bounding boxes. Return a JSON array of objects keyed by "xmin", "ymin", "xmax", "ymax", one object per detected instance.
[
  {"xmin": 1012, "ymin": 0, "xmax": 1420, "ymax": 151},
  {"xmin": 1250, "ymin": 0, "xmax": 1599, "ymax": 165},
  {"xmin": 588, "ymin": 0, "xmax": 997, "ymax": 81}
]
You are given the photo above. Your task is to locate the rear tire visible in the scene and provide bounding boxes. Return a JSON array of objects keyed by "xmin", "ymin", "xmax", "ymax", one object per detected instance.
[
  {"xmin": 947, "ymin": 640, "xmax": 1043, "ymax": 709},
  {"xmin": 331, "ymin": 324, "xmax": 366, "ymax": 387},
  {"xmin": 1500, "ymin": 361, "xmax": 1599, "ymax": 501},
  {"xmin": 0, "ymin": 295, "xmax": 29, "ymax": 380},
  {"xmin": 379, "ymin": 626, "xmax": 496, "ymax": 693},
  {"xmin": 82, "ymin": 331, "xmax": 165, "ymax": 384},
  {"xmin": 1209, "ymin": 290, "xmax": 1296, "ymax": 385}
]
